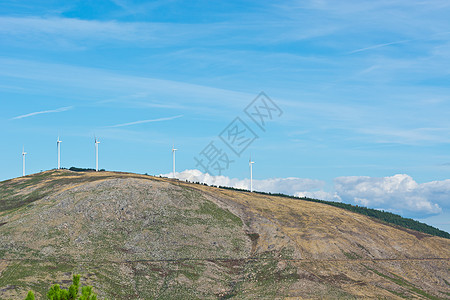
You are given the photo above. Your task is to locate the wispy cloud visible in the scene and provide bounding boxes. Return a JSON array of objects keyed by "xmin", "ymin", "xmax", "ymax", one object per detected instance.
[
  {"xmin": 107, "ymin": 114, "xmax": 183, "ymax": 128},
  {"xmin": 11, "ymin": 106, "xmax": 73, "ymax": 120},
  {"xmin": 348, "ymin": 39, "xmax": 411, "ymax": 54},
  {"xmin": 357, "ymin": 127, "xmax": 450, "ymax": 145},
  {"xmin": 108, "ymin": 0, "xmax": 171, "ymax": 17},
  {"xmin": 0, "ymin": 15, "xmax": 341, "ymax": 50},
  {"xmin": 0, "ymin": 16, "xmax": 215, "ymax": 48},
  {"xmin": 348, "ymin": 30, "xmax": 450, "ymax": 55},
  {"xmin": 0, "ymin": 58, "xmax": 251, "ymax": 114}
]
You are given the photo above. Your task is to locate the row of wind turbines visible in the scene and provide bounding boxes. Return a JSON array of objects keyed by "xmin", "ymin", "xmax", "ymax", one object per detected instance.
[
  {"xmin": 21, "ymin": 137, "xmax": 256, "ymax": 193},
  {"xmin": 170, "ymin": 147, "xmax": 256, "ymax": 192},
  {"xmin": 21, "ymin": 136, "xmax": 101, "ymax": 176}
]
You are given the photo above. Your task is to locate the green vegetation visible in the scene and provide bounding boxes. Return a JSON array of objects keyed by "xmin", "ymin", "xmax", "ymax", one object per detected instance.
[
  {"xmin": 0, "ymin": 172, "xmax": 55, "ymax": 213},
  {"xmin": 342, "ymin": 251, "xmax": 361, "ymax": 260},
  {"xmin": 306, "ymin": 198, "xmax": 450, "ymax": 239},
  {"xmin": 0, "ymin": 170, "xmax": 115, "ymax": 214},
  {"xmin": 0, "ymin": 260, "xmax": 77, "ymax": 299},
  {"xmin": 197, "ymin": 201, "xmax": 243, "ymax": 228},
  {"xmin": 25, "ymin": 291, "xmax": 35, "ymax": 300},
  {"xmin": 364, "ymin": 266, "xmax": 440, "ymax": 300},
  {"xmin": 444, "ymin": 279, "xmax": 450, "ymax": 286},
  {"xmin": 215, "ymin": 186, "xmax": 450, "ymax": 239},
  {"xmin": 25, "ymin": 274, "xmax": 97, "ymax": 300},
  {"xmin": 0, "ymin": 188, "xmax": 49, "ymax": 213}
]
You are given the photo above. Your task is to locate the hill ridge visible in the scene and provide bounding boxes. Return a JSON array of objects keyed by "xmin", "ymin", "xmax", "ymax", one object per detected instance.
[{"xmin": 0, "ymin": 169, "xmax": 449, "ymax": 299}]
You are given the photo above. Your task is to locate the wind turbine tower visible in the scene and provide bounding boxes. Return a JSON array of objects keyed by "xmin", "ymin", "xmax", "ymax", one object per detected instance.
[
  {"xmin": 249, "ymin": 156, "xmax": 255, "ymax": 192},
  {"xmin": 57, "ymin": 136, "xmax": 62, "ymax": 169},
  {"xmin": 95, "ymin": 137, "xmax": 100, "ymax": 172},
  {"xmin": 172, "ymin": 144, "xmax": 178, "ymax": 178},
  {"xmin": 22, "ymin": 147, "xmax": 27, "ymax": 177}
]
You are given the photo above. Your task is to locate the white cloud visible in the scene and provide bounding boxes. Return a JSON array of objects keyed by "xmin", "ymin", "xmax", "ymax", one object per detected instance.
[
  {"xmin": 334, "ymin": 174, "xmax": 443, "ymax": 216},
  {"xmin": 161, "ymin": 169, "xmax": 325, "ymax": 195},
  {"xmin": 294, "ymin": 190, "xmax": 341, "ymax": 202},
  {"xmin": 418, "ymin": 179, "xmax": 450, "ymax": 209}
]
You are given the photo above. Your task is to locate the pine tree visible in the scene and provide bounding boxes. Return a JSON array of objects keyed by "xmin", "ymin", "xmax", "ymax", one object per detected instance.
[
  {"xmin": 25, "ymin": 291, "xmax": 35, "ymax": 300},
  {"xmin": 25, "ymin": 274, "xmax": 97, "ymax": 300}
]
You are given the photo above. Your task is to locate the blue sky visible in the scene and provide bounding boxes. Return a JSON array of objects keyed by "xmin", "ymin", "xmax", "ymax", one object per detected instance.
[{"xmin": 1, "ymin": 0, "xmax": 449, "ymax": 232}]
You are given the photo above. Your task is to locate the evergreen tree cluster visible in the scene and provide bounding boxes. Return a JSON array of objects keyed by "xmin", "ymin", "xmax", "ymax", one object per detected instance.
[
  {"xmin": 68, "ymin": 167, "xmax": 105, "ymax": 172},
  {"xmin": 25, "ymin": 275, "xmax": 97, "ymax": 300}
]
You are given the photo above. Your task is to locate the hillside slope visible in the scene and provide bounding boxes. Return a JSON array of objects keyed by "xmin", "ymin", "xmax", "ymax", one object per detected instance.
[{"xmin": 0, "ymin": 170, "xmax": 449, "ymax": 299}]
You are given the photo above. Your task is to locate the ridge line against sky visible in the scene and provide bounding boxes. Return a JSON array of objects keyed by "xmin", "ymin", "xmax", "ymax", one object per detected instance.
[
  {"xmin": 0, "ymin": 0, "xmax": 449, "ymax": 231},
  {"xmin": 163, "ymin": 169, "xmax": 449, "ymax": 232}
]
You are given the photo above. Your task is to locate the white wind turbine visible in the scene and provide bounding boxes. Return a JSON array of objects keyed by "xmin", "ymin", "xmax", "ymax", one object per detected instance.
[
  {"xmin": 22, "ymin": 146, "xmax": 27, "ymax": 177},
  {"xmin": 57, "ymin": 136, "xmax": 62, "ymax": 169},
  {"xmin": 95, "ymin": 136, "xmax": 100, "ymax": 171},
  {"xmin": 249, "ymin": 156, "xmax": 255, "ymax": 192},
  {"xmin": 172, "ymin": 143, "xmax": 178, "ymax": 178}
]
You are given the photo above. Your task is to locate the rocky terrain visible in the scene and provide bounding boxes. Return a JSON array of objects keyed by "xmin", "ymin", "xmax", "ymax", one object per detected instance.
[{"xmin": 0, "ymin": 169, "xmax": 449, "ymax": 299}]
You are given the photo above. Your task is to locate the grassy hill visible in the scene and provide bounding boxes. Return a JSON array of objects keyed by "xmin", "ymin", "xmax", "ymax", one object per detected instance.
[{"xmin": 0, "ymin": 170, "xmax": 449, "ymax": 299}]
